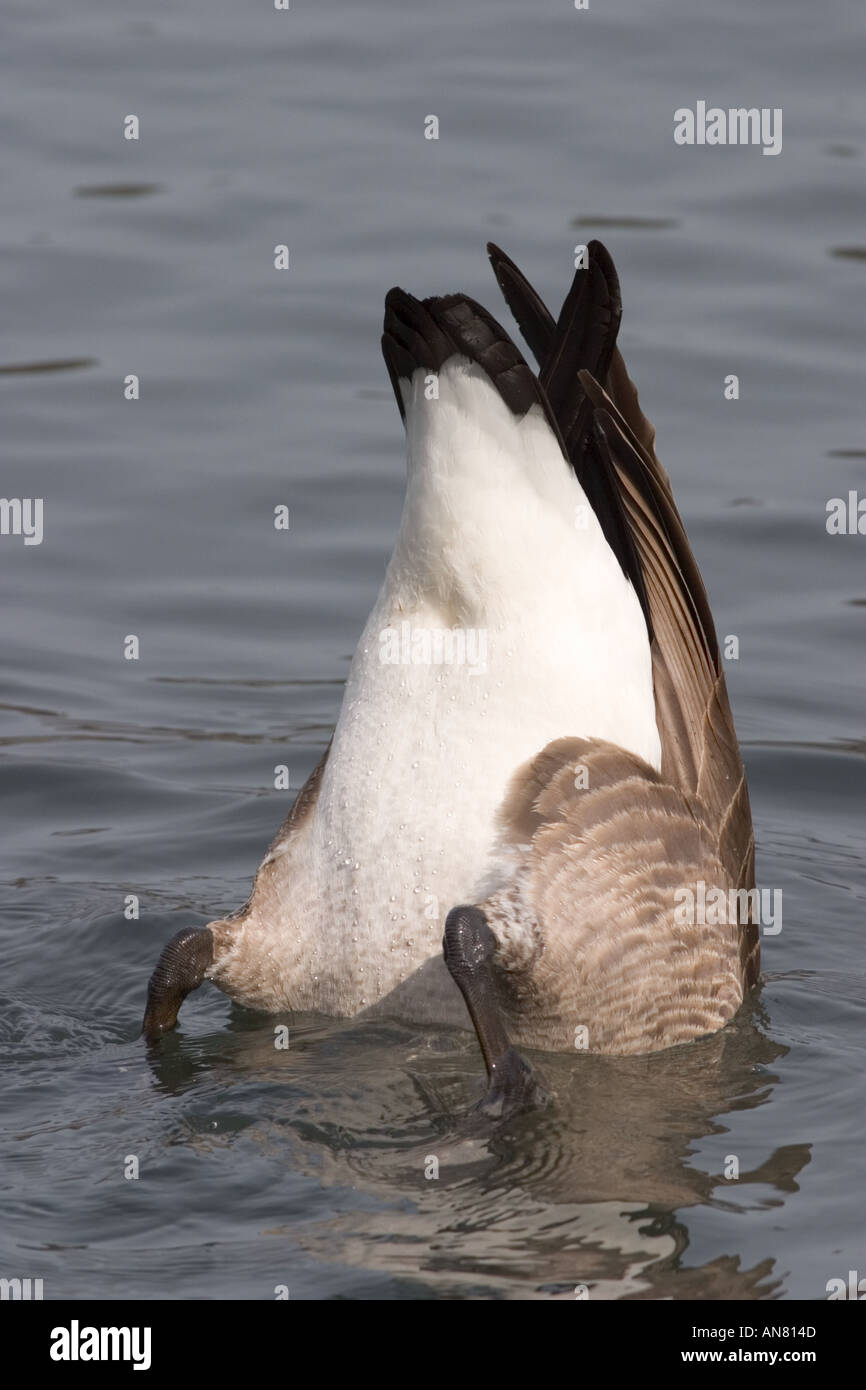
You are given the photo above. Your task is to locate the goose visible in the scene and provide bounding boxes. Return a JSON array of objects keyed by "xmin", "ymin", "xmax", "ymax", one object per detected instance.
[{"xmin": 142, "ymin": 239, "xmax": 759, "ymax": 1114}]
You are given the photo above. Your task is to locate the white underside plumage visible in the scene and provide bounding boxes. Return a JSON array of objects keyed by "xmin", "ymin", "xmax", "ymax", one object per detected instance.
[{"xmin": 211, "ymin": 360, "xmax": 661, "ymax": 1023}]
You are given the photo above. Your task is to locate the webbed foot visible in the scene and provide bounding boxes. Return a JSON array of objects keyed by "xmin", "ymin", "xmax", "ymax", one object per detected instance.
[
  {"xmin": 141, "ymin": 926, "xmax": 213, "ymax": 1042},
  {"xmin": 443, "ymin": 905, "xmax": 547, "ymax": 1118}
]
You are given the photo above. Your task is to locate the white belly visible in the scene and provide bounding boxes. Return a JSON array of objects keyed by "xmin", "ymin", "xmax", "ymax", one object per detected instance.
[
  {"xmin": 261, "ymin": 584, "xmax": 658, "ymax": 1018},
  {"xmin": 217, "ymin": 364, "xmax": 660, "ymax": 1022}
]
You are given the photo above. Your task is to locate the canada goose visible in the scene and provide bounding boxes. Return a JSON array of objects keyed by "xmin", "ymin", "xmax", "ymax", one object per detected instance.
[{"xmin": 142, "ymin": 240, "xmax": 758, "ymax": 1116}]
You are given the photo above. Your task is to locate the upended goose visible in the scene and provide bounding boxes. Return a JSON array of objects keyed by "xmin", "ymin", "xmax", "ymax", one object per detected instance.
[{"xmin": 143, "ymin": 240, "xmax": 759, "ymax": 1114}]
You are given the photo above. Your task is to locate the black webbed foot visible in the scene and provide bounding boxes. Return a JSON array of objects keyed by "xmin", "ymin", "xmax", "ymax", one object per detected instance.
[
  {"xmin": 473, "ymin": 1044, "xmax": 549, "ymax": 1119},
  {"xmin": 443, "ymin": 905, "xmax": 548, "ymax": 1119},
  {"xmin": 141, "ymin": 926, "xmax": 213, "ymax": 1042}
]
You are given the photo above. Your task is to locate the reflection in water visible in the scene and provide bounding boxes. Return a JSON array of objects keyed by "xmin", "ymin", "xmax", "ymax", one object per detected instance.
[{"xmin": 145, "ymin": 1000, "xmax": 806, "ymax": 1299}]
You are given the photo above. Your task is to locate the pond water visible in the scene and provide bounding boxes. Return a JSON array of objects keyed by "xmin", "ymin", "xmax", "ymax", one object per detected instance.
[{"xmin": 1, "ymin": 0, "xmax": 863, "ymax": 1299}]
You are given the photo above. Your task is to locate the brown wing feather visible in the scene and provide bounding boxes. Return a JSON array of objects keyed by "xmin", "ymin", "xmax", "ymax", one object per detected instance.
[
  {"xmin": 581, "ymin": 380, "xmax": 758, "ymax": 986},
  {"xmin": 484, "ymin": 243, "xmax": 757, "ymax": 987}
]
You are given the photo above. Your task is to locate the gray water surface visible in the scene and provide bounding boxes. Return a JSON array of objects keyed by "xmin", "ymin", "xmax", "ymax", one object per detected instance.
[{"xmin": 1, "ymin": 0, "xmax": 864, "ymax": 1300}]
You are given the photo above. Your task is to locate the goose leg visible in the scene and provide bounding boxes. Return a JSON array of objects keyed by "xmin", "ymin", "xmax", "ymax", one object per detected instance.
[
  {"xmin": 443, "ymin": 906, "xmax": 547, "ymax": 1117},
  {"xmin": 141, "ymin": 926, "xmax": 213, "ymax": 1042}
]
